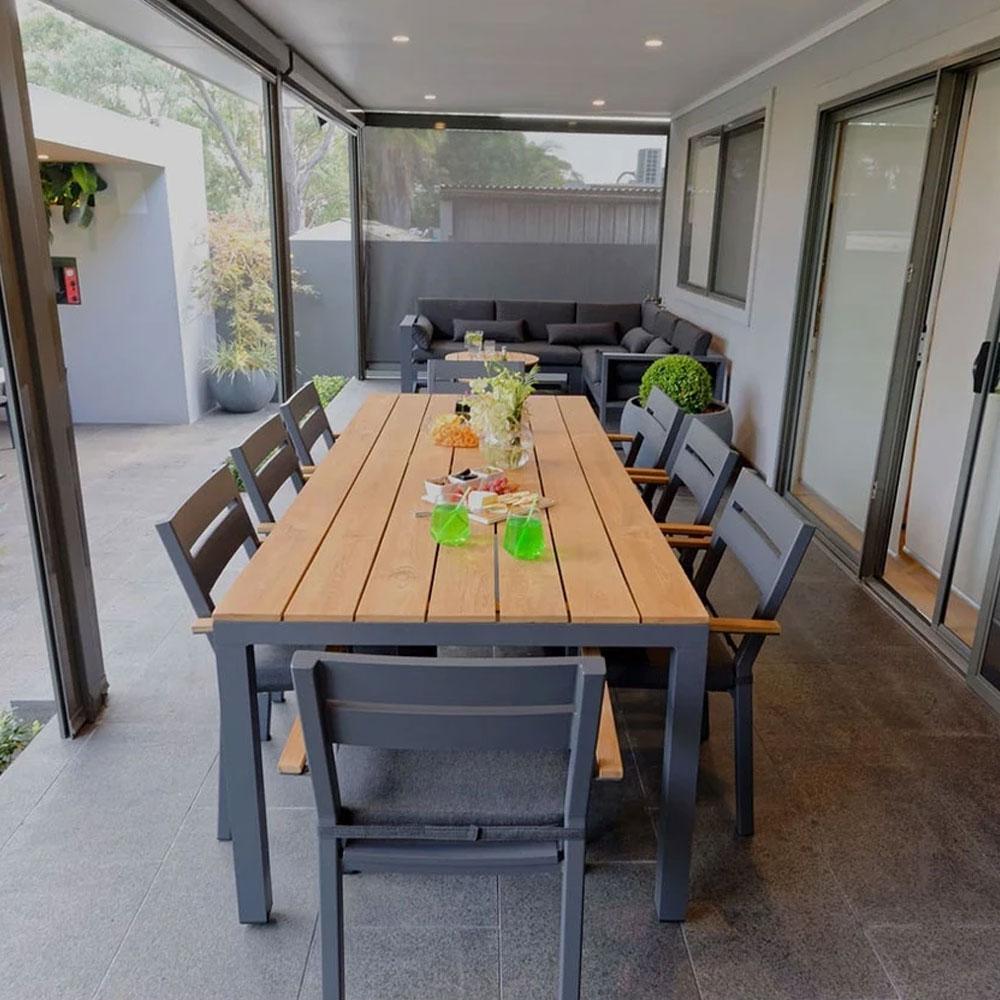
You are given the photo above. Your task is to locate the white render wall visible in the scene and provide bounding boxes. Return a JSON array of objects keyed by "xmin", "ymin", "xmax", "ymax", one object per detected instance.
[
  {"xmin": 30, "ymin": 85, "xmax": 215, "ymax": 424},
  {"xmin": 658, "ymin": 0, "xmax": 1000, "ymax": 484}
]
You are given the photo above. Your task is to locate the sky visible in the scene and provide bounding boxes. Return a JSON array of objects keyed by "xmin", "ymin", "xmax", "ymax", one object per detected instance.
[{"xmin": 529, "ymin": 132, "xmax": 667, "ymax": 185}]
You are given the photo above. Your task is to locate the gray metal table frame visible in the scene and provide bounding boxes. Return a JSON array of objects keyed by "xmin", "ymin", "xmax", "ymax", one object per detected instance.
[{"xmin": 212, "ymin": 616, "xmax": 708, "ymax": 925}]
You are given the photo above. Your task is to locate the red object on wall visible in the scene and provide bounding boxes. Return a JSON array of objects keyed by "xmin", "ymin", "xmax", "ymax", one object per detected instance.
[{"xmin": 63, "ymin": 266, "xmax": 81, "ymax": 304}]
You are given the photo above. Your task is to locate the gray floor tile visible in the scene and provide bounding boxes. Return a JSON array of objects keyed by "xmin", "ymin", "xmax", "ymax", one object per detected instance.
[
  {"xmin": 299, "ymin": 926, "xmax": 500, "ymax": 1000},
  {"xmin": 342, "ymin": 872, "xmax": 498, "ymax": 929},
  {"xmin": 0, "ymin": 855, "xmax": 158, "ymax": 1000},
  {"xmin": 499, "ymin": 863, "xmax": 699, "ymax": 1000},
  {"xmin": 868, "ymin": 924, "xmax": 1000, "ymax": 1000}
]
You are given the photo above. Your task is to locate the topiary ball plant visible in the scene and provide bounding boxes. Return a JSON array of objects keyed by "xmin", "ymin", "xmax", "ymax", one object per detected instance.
[{"xmin": 638, "ymin": 355, "xmax": 713, "ymax": 413}]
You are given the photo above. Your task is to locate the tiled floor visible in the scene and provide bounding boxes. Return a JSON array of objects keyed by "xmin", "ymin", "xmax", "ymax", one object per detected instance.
[{"xmin": 3, "ymin": 380, "xmax": 1000, "ymax": 999}]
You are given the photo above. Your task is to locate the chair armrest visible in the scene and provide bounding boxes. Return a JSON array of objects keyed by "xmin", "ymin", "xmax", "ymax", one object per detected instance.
[
  {"xmin": 606, "ymin": 432, "xmax": 635, "ymax": 443},
  {"xmin": 582, "ymin": 648, "xmax": 623, "ymax": 782},
  {"xmin": 627, "ymin": 468, "xmax": 669, "ymax": 484},
  {"xmin": 708, "ymin": 617, "xmax": 781, "ymax": 636},
  {"xmin": 665, "ymin": 536, "xmax": 711, "ymax": 550},
  {"xmin": 300, "ymin": 465, "xmax": 315, "ymax": 478},
  {"xmin": 657, "ymin": 522, "xmax": 712, "ymax": 536},
  {"xmin": 191, "ymin": 618, "xmax": 213, "ymax": 635},
  {"xmin": 257, "ymin": 522, "xmax": 277, "ymax": 536}
]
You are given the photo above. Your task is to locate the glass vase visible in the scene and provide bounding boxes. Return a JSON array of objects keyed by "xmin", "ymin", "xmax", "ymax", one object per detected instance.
[{"xmin": 480, "ymin": 417, "xmax": 533, "ymax": 470}]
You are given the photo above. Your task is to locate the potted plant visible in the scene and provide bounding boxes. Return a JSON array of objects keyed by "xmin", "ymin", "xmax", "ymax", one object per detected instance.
[
  {"xmin": 195, "ymin": 214, "xmax": 279, "ymax": 413},
  {"xmin": 467, "ymin": 363, "xmax": 538, "ymax": 469},
  {"xmin": 637, "ymin": 355, "xmax": 733, "ymax": 443},
  {"xmin": 39, "ymin": 161, "xmax": 107, "ymax": 236}
]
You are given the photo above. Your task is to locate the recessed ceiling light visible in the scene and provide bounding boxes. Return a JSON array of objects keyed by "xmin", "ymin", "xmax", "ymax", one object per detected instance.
[
  {"xmin": 644, "ymin": 37, "xmax": 664, "ymax": 48},
  {"xmin": 37, "ymin": 153, "xmax": 50, "ymax": 160},
  {"xmin": 433, "ymin": 121, "xmax": 447, "ymax": 130},
  {"xmin": 391, "ymin": 34, "xmax": 410, "ymax": 43},
  {"xmin": 424, "ymin": 94, "xmax": 437, "ymax": 101},
  {"xmin": 591, "ymin": 99, "xmax": 606, "ymax": 107}
]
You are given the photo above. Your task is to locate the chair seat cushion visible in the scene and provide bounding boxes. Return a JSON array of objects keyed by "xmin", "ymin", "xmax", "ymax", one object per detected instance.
[
  {"xmin": 602, "ymin": 635, "xmax": 734, "ymax": 690},
  {"xmin": 516, "ymin": 340, "xmax": 582, "ymax": 365},
  {"xmin": 334, "ymin": 746, "xmax": 568, "ymax": 828},
  {"xmin": 580, "ymin": 345, "xmax": 618, "ymax": 385}
]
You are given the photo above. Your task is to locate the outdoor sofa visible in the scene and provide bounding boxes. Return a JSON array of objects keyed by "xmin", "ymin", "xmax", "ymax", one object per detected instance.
[{"xmin": 399, "ymin": 298, "xmax": 729, "ymax": 424}]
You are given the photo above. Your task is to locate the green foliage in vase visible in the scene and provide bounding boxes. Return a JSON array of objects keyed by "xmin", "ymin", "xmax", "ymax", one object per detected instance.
[
  {"xmin": 467, "ymin": 363, "xmax": 539, "ymax": 434},
  {"xmin": 638, "ymin": 355, "xmax": 713, "ymax": 413}
]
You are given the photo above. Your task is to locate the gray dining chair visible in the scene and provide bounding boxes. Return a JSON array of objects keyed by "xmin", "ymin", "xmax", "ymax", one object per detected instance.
[
  {"xmin": 614, "ymin": 389, "xmax": 686, "ymax": 507},
  {"xmin": 230, "ymin": 413, "xmax": 305, "ymax": 532},
  {"xmin": 606, "ymin": 469, "xmax": 813, "ymax": 836},
  {"xmin": 279, "ymin": 379, "xmax": 336, "ymax": 470},
  {"xmin": 426, "ymin": 358, "xmax": 525, "ymax": 394},
  {"xmin": 292, "ymin": 650, "xmax": 605, "ymax": 1000},
  {"xmin": 156, "ymin": 466, "xmax": 295, "ymax": 839}
]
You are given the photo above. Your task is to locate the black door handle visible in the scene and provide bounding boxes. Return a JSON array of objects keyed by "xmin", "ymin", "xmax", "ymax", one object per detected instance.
[{"xmin": 973, "ymin": 341, "xmax": 991, "ymax": 393}]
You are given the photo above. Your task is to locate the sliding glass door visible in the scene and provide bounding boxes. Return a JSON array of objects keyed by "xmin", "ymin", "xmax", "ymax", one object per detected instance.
[{"xmin": 789, "ymin": 88, "xmax": 935, "ymax": 557}]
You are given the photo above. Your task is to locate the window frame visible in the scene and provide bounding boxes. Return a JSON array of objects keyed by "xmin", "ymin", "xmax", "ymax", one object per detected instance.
[{"xmin": 678, "ymin": 111, "xmax": 766, "ymax": 307}]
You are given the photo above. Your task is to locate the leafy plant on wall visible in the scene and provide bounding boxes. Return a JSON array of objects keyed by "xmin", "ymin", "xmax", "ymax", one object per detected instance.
[{"xmin": 39, "ymin": 161, "xmax": 108, "ymax": 236}]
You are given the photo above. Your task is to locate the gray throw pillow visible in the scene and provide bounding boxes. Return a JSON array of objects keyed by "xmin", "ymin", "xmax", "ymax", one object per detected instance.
[
  {"xmin": 645, "ymin": 337, "xmax": 674, "ymax": 355},
  {"xmin": 546, "ymin": 322, "xmax": 618, "ymax": 346},
  {"xmin": 452, "ymin": 318, "xmax": 526, "ymax": 343},
  {"xmin": 621, "ymin": 327, "xmax": 655, "ymax": 354},
  {"xmin": 412, "ymin": 316, "xmax": 434, "ymax": 350}
]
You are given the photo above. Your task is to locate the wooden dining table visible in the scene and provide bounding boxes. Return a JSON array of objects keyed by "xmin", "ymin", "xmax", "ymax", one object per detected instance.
[{"xmin": 211, "ymin": 392, "xmax": 708, "ymax": 925}]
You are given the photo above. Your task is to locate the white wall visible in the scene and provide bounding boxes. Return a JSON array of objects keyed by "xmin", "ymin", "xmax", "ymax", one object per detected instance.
[
  {"xmin": 659, "ymin": 0, "xmax": 1000, "ymax": 482},
  {"xmin": 30, "ymin": 86, "xmax": 215, "ymax": 424}
]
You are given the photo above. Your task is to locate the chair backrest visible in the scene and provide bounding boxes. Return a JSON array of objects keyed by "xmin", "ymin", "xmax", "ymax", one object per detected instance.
[
  {"xmin": 427, "ymin": 359, "xmax": 525, "ymax": 394},
  {"xmin": 694, "ymin": 468, "xmax": 814, "ymax": 621},
  {"xmin": 279, "ymin": 380, "xmax": 334, "ymax": 466},
  {"xmin": 653, "ymin": 417, "xmax": 740, "ymax": 525},
  {"xmin": 156, "ymin": 465, "xmax": 259, "ymax": 617},
  {"xmin": 292, "ymin": 651, "xmax": 605, "ymax": 835},
  {"xmin": 621, "ymin": 388, "xmax": 685, "ymax": 470},
  {"xmin": 230, "ymin": 413, "xmax": 305, "ymax": 523}
]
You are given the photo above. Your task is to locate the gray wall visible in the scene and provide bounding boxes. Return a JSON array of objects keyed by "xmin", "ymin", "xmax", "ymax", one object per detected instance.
[
  {"xmin": 364, "ymin": 240, "xmax": 659, "ymax": 364},
  {"xmin": 290, "ymin": 238, "xmax": 360, "ymax": 380}
]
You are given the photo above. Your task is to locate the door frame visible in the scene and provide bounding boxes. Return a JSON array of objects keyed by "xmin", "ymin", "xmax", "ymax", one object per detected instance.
[
  {"xmin": 0, "ymin": 0, "xmax": 107, "ymax": 734},
  {"xmin": 776, "ymin": 77, "xmax": 939, "ymax": 570}
]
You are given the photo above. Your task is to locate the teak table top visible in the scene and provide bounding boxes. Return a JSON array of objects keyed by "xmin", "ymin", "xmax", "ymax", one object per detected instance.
[{"xmin": 214, "ymin": 393, "xmax": 707, "ymax": 627}]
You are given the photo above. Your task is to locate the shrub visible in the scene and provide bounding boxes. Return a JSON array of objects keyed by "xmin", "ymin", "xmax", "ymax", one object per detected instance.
[
  {"xmin": 0, "ymin": 710, "xmax": 42, "ymax": 775},
  {"xmin": 639, "ymin": 355, "xmax": 713, "ymax": 413},
  {"xmin": 313, "ymin": 374, "xmax": 347, "ymax": 408}
]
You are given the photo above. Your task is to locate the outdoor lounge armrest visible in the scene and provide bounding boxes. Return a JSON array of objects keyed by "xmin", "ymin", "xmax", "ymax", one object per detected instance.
[
  {"xmin": 191, "ymin": 617, "xmax": 213, "ymax": 635},
  {"xmin": 708, "ymin": 617, "xmax": 782, "ymax": 637},
  {"xmin": 657, "ymin": 522, "xmax": 713, "ymax": 536}
]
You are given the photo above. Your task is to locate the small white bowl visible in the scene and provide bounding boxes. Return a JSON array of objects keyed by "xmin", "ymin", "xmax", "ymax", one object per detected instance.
[{"xmin": 424, "ymin": 476, "xmax": 450, "ymax": 500}]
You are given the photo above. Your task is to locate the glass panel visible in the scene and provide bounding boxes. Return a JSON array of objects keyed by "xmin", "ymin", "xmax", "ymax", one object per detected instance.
[
  {"xmin": 712, "ymin": 122, "xmax": 764, "ymax": 301},
  {"xmin": 283, "ymin": 89, "xmax": 358, "ymax": 388},
  {"xmin": 791, "ymin": 95, "xmax": 933, "ymax": 552},
  {"xmin": 16, "ymin": 0, "xmax": 280, "ymax": 700},
  {"xmin": 680, "ymin": 134, "xmax": 720, "ymax": 288},
  {"xmin": 362, "ymin": 127, "xmax": 666, "ymax": 367}
]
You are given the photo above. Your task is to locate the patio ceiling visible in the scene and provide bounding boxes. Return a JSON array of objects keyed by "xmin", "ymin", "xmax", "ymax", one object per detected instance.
[{"xmin": 237, "ymin": 0, "xmax": 889, "ymax": 117}]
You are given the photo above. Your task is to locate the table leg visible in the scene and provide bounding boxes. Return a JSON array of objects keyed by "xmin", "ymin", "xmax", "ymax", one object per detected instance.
[
  {"xmin": 654, "ymin": 626, "xmax": 708, "ymax": 921},
  {"xmin": 215, "ymin": 637, "xmax": 272, "ymax": 924}
]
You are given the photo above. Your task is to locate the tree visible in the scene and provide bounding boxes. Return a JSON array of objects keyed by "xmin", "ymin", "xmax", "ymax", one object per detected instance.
[{"xmin": 17, "ymin": 0, "xmax": 349, "ymax": 229}]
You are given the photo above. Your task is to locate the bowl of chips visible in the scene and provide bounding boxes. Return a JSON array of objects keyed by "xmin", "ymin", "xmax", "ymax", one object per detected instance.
[{"xmin": 431, "ymin": 413, "xmax": 479, "ymax": 448}]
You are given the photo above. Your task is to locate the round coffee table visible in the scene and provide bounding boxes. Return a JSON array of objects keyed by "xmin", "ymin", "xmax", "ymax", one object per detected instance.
[{"xmin": 444, "ymin": 350, "xmax": 540, "ymax": 366}]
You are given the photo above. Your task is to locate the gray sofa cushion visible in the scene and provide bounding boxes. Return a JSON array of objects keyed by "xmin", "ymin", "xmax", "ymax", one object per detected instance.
[
  {"xmin": 418, "ymin": 297, "xmax": 495, "ymax": 338},
  {"xmin": 335, "ymin": 746, "xmax": 567, "ymax": 827},
  {"xmin": 517, "ymin": 340, "xmax": 582, "ymax": 365},
  {"xmin": 576, "ymin": 302, "xmax": 641, "ymax": 332},
  {"xmin": 621, "ymin": 327, "xmax": 655, "ymax": 354},
  {"xmin": 670, "ymin": 320, "xmax": 712, "ymax": 356},
  {"xmin": 641, "ymin": 302, "xmax": 678, "ymax": 340},
  {"xmin": 412, "ymin": 340, "xmax": 466, "ymax": 362},
  {"xmin": 646, "ymin": 337, "xmax": 675, "ymax": 355},
  {"xmin": 547, "ymin": 322, "xmax": 618, "ymax": 347},
  {"xmin": 580, "ymin": 346, "xmax": 617, "ymax": 385},
  {"xmin": 496, "ymin": 300, "xmax": 575, "ymax": 341},
  {"xmin": 452, "ymin": 318, "xmax": 525, "ymax": 343},
  {"xmin": 411, "ymin": 315, "xmax": 434, "ymax": 350}
]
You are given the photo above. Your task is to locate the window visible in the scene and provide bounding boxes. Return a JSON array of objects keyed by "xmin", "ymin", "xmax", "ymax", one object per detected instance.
[
  {"xmin": 361, "ymin": 125, "xmax": 667, "ymax": 367},
  {"xmin": 679, "ymin": 116, "xmax": 764, "ymax": 304}
]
